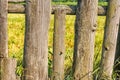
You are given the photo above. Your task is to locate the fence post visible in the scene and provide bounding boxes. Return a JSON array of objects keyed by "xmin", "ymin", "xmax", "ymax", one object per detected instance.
[
  {"xmin": 52, "ymin": 7, "xmax": 66, "ymax": 80},
  {"xmin": 115, "ymin": 24, "xmax": 120, "ymax": 78},
  {"xmin": 0, "ymin": 58, "xmax": 17, "ymax": 80},
  {"xmin": 0, "ymin": 0, "xmax": 17, "ymax": 80},
  {"xmin": 23, "ymin": 0, "xmax": 51, "ymax": 80},
  {"xmin": 0, "ymin": 0, "xmax": 8, "ymax": 58},
  {"xmin": 72, "ymin": 0, "xmax": 98, "ymax": 80},
  {"xmin": 100, "ymin": 0, "xmax": 120, "ymax": 79}
]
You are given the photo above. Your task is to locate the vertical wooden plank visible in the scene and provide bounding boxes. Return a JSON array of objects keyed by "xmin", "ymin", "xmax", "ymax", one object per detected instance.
[
  {"xmin": 0, "ymin": 0, "xmax": 8, "ymax": 58},
  {"xmin": 100, "ymin": 0, "xmax": 120, "ymax": 79},
  {"xmin": 0, "ymin": 58, "xmax": 17, "ymax": 80},
  {"xmin": 0, "ymin": 0, "xmax": 9, "ymax": 79},
  {"xmin": 23, "ymin": 0, "xmax": 51, "ymax": 80},
  {"xmin": 72, "ymin": 0, "xmax": 98, "ymax": 80},
  {"xmin": 115, "ymin": 24, "xmax": 120, "ymax": 78},
  {"xmin": 52, "ymin": 8, "xmax": 66, "ymax": 80}
]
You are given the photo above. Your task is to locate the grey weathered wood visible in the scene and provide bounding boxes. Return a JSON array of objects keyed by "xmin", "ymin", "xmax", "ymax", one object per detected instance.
[
  {"xmin": 52, "ymin": 8, "xmax": 65, "ymax": 80},
  {"xmin": 8, "ymin": 0, "xmax": 25, "ymax": 3},
  {"xmin": 100, "ymin": 0, "xmax": 120, "ymax": 79},
  {"xmin": 52, "ymin": 5, "xmax": 107, "ymax": 16},
  {"xmin": 0, "ymin": 58, "xmax": 17, "ymax": 80},
  {"xmin": 0, "ymin": 2, "xmax": 17, "ymax": 80},
  {"xmin": 98, "ymin": 6, "xmax": 107, "ymax": 16},
  {"xmin": 16, "ymin": 76, "xmax": 21, "ymax": 80},
  {"xmin": 23, "ymin": 0, "xmax": 51, "ymax": 80},
  {"xmin": 0, "ymin": 0, "xmax": 8, "ymax": 58},
  {"xmin": 51, "ymin": 5, "xmax": 77, "ymax": 15},
  {"xmin": 72, "ymin": 0, "xmax": 98, "ymax": 80},
  {"xmin": 115, "ymin": 23, "xmax": 120, "ymax": 78},
  {"xmin": 7, "ymin": 3, "xmax": 107, "ymax": 15},
  {"xmin": 8, "ymin": 4, "xmax": 25, "ymax": 13},
  {"xmin": 8, "ymin": 0, "xmax": 108, "ymax": 3}
]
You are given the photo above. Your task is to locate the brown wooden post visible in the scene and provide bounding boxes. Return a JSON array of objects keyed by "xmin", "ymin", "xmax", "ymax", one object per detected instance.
[
  {"xmin": 0, "ymin": 0, "xmax": 8, "ymax": 79},
  {"xmin": 16, "ymin": 76, "xmax": 21, "ymax": 80},
  {"xmin": 52, "ymin": 8, "xmax": 66, "ymax": 80},
  {"xmin": 0, "ymin": 0, "xmax": 8, "ymax": 58},
  {"xmin": 72, "ymin": 0, "xmax": 98, "ymax": 80},
  {"xmin": 0, "ymin": 1, "xmax": 17, "ymax": 80},
  {"xmin": 115, "ymin": 24, "xmax": 120, "ymax": 78},
  {"xmin": 0, "ymin": 58, "xmax": 17, "ymax": 80},
  {"xmin": 100, "ymin": 0, "xmax": 120, "ymax": 79},
  {"xmin": 23, "ymin": 0, "xmax": 51, "ymax": 80}
]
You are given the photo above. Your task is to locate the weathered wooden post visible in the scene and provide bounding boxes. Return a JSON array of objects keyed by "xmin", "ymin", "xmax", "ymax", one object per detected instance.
[
  {"xmin": 115, "ymin": 24, "xmax": 120, "ymax": 78},
  {"xmin": 23, "ymin": 0, "xmax": 51, "ymax": 80},
  {"xmin": 0, "ymin": 58, "xmax": 17, "ymax": 80},
  {"xmin": 0, "ymin": 0, "xmax": 8, "ymax": 58},
  {"xmin": 52, "ymin": 7, "xmax": 66, "ymax": 80},
  {"xmin": 0, "ymin": 0, "xmax": 8, "ymax": 79},
  {"xmin": 115, "ymin": 26, "xmax": 120, "ymax": 79},
  {"xmin": 100, "ymin": 0, "xmax": 120, "ymax": 79},
  {"xmin": 72, "ymin": 0, "xmax": 98, "ymax": 80},
  {"xmin": 0, "ymin": 0, "xmax": 17, "ymax": 80}
]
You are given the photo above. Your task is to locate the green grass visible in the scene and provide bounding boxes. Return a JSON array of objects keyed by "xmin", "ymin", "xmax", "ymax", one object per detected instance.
[
  {"xmin": 8, "ymin": 14, "xmax": 106, "ymax": 79},
  {"xmin": 52, "ymin": 1, "xmax": 108, "ymax": 6},
  {"xmin": 98, "ymin": 2, "xmax": 108, "ymax": 6},
  {"xmin": 52, "ymin": 2, "xmax": 77, "ymax": 5},
  {"xmin": 8, "ymin": 14, "xmax": 25, "ymax": 76}
]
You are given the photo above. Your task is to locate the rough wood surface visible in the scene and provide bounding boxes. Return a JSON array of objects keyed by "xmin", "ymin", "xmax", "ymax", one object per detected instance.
[
  {"xmin": 73, "ymin": 0, "xmax": 98, "ymax": 80},
  {"xmin": 8, "ymin": 0, "xmax": 108, "ymax": 3},
  {"xmin": 23, "ymin": 0, "xmax": 51, "ymax": 80},
  {"xmin": 115, "ymin": 24, "xmax": 120, "ymax": 78},
  {"xmin": 7, "ymin": 3, "xmax": 107, "ymax": 15},
  {"xmin": 52, "ymin": 8, "xmax": 65, "ymax": 80},
  {"xmin": 0, "ymin": 0, "xmax": 8, "ymax": 58},
  {"xmin": 16, "ymin": 76, "xmax": 21, "ymax": 80},
  {"xmin": 100, "ymin": 0, "xmax": 120, "ymax": 79},
  {"xmin": 0, "ymin": 58, "xmax": 17, "ymax": 80},
  {"xmin": 8, "ymin": 0, "xmax": 25, "ymax": 2},
  {"xmin": 8, "ymin": 4, "xmax": 25, "ymax": 13}
]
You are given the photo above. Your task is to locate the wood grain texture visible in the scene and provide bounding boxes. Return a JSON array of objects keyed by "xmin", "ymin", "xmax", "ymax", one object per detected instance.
[
  {"xmin": 0, "ymin": 58, "xmax": 17, "ymax": 80},
  {"xmin": 73, "ymin": 0, "xmax": 98, "ymax": 80},
  {"xmin": 100, "ymin": 0, "xmax": 120, "ymax": 79},
  {"xmin": 0, "ymin": 0, "xmax": 8, "ymax": 58},
  {"xmin": 115, "ymin": 23, "xmax": 120, "ymax": 78},
  {"xmin": 8, "ymin": 4, "xmax": 25, "ymax": 13},
  {"xmin": 7, "ymin": 3, "xmax": 107, "ymax": 15},
  {"xmin": 8, "ymin": 0, "xmax": 25, "ymax": 2},
  {"xmin": 52, "ymin": 8, "xmax": 65, "ymax": 80},
  {"xmin": 23, "ymin": 0, "xmax": 51, "ymax": 80},
  {"xmin": 8, "ymin": 0, "xmax": 108, "ymax": 3}
]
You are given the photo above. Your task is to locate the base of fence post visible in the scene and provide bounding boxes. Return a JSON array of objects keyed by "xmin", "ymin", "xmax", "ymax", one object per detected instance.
[{"xmin": 0, "ymin": 58, "xmax": 17, "ymax": 80}]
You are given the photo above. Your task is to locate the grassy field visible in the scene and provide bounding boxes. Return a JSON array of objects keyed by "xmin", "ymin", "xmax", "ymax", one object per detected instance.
[{"xmin": 8, "ymin": 14, "xmax": 106, "ymax": 79}]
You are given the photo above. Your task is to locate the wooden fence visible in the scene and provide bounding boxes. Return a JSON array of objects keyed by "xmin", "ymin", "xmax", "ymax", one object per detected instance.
[
  {"xmin": 8, "ymin": 3, "xmax": 107, "ymax": 15},
  {"xmin": 0, "ymin": 0, "xmax": 120, "ymax": 80}
]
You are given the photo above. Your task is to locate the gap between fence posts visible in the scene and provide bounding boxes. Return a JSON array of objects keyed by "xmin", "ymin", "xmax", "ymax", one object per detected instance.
[{"xmin": 52, "ymin": 7, "xmax": 66, "ymax": 80}]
